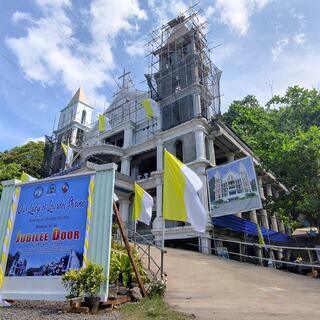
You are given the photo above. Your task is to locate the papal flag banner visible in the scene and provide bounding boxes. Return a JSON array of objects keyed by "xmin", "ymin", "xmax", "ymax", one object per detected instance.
[
  {"xmin": 142, "ymin": 98, "xmax": 160, "ymax": 118},
  {"xmin": 20, "ymin": 171, "xmax": 37, "ymax": 183},
  {"xmin": 132, "ymin": 183, "xmax": 153, "ymax": 225},
  {"xmin": 98, "ymin": 114, "xmax": 112, "ymax": 132},
  {"xmin": 61, "ymin": 142, "xmax": 73, "ymax": 166},
  {"xmin": 163, "ymin": 150, "xmax": 207, "ymax": 233},
  {"xmin": 257, "ymin": 223, "xmax": 265, "ymax": 246}
]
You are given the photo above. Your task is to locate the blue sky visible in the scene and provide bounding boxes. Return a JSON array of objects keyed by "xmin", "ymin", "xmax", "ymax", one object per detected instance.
[{"xmin": 0, "ymin": 0, "xmax": 319, "ymax": 151}]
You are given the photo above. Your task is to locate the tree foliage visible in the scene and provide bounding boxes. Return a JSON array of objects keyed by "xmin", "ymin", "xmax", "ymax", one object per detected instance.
[
  {"xmin": 222, "ymin": 86, "xmax": 320, "ymax": 228},
  {"xmin": 0, "ymin": 141, "xmax": 45, "ymax": 196}
]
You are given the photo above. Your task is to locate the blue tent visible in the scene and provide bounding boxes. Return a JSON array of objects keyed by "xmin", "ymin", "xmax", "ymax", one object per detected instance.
[{"xmin": 212, "ymin": 215, "xmax": 290, "ymax": 243}]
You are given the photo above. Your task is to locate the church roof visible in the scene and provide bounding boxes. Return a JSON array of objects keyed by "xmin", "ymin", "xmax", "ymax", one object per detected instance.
[{"xmin": 68, "ymin": 87, "xmax": 88, "ymax": 106}]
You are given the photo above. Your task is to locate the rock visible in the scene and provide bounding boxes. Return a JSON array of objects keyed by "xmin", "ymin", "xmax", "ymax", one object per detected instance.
[
  {"xmin": 130, "ymin": 287, "xmax": 143, "ymax": 301},
  {"xmin": 118, "ymin": 286, "xmax": 129, "ymax": 296}
]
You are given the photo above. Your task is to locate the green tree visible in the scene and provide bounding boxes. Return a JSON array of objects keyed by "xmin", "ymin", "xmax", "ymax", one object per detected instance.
[
  {"xmin": 223, "ymin": 86, "xmax": 320, "ymax": 229},
  {"xmin": 0, "ymin": 141, "xmax": 45, "ymax": 178},
  {"xmin": 0, "ymin": 141, "xmax": 45, "ymax": 197}
]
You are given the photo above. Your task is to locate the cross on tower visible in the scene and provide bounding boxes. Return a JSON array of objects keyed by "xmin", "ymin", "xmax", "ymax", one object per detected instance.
[{"xmin": 118, "ymin": 68, "xmax": 132, "ymax": 88}]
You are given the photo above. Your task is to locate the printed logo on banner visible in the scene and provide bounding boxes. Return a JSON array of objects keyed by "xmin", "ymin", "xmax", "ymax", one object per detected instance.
[
  {"xmin": 207, "ymin": 156, "xmax": 262, "ymax": 217},
  {"xmin": 5, "ymin": 175, "xmax": 91, "ymax": 277}
]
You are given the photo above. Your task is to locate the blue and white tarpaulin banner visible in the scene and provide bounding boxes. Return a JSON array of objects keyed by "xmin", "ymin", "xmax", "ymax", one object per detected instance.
[
  {"xmin": 207, "ymin": 156, "xmax": 262, "ymax": 217},
  {"xmin": 5, "ymin": 175, "xmax": 91, "ymax": 277}
]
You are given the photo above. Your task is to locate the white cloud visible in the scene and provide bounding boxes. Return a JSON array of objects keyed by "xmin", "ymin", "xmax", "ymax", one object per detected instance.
[
  {"xmin": 213, "ymin": 0, "xmax": 268, "ymax": 36},
  {"xmin": 6, "ymin": 0, "xmax": 146, "ymax": 109},
  {"xmin": 24, "ymin": 136, "xmax": 45, "ymax": 144},
  {"xmin": 125, "ymin": 39, "xmax": 146, "ymax": 57},
  {"xmin": 12, "ymin": 11, "xmax": 33, "ymax": 24},
  {"xmin": 271, "ymin": 8, "xmax": 306, "ymax": 61},
  {"xmin": 147, "ymin": 0, "xmax": 189, "ymax": 26},
  {"xmin": 293, "ymin": 32, "xmax": 305, "ymax": 45},
  {"xmin": 271, "ymin": 38, "xmax": 289, "ymax": 61}
]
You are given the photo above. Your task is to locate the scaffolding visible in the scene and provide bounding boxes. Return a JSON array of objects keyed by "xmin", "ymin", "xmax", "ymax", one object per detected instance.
[{"xmin": 145, "ymin": 5, "xmax": 222, "ymax": 120}]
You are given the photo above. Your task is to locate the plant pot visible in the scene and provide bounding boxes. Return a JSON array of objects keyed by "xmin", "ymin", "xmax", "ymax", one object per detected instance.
[
  {"xmin": 88, "ymin": 296, "xmax": 101, "ymax": 313},
  {"xmin": 68, "ymin": 296, "xmax": 82, "ymax": 308}
]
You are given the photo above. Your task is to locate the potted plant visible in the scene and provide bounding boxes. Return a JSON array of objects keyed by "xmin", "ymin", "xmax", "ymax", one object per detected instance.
[
  {"xmin": 61, "ymin": 269, "xmax": 82, "ymax": 308},
  {"xmin": 79, "ymin": 261, "xmax": 106, "ymax": 313}
]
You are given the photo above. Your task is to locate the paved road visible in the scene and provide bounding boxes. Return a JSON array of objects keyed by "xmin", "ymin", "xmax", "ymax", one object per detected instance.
[{"xmin": 162, "ymin": 248, "xmax": 320, "ymax": 320}]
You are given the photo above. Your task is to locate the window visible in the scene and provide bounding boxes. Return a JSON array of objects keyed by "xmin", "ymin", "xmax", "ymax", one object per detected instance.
[
  {"xmin": 81, "ymin": 110, "xmax": 87, "ymax": 125},
  {"xmin": 175, "ymin": 140, "xmax": 183, "ymax": 162}
]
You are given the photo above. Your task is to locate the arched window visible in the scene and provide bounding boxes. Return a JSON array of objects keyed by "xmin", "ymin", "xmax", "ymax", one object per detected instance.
[
  {"xmin": 81, "ymin": 110, "xmax": 87, "ymax": 125},
  {"xmin": 175, "ymin": 140, "xmax": 183, "ymax": 162}
]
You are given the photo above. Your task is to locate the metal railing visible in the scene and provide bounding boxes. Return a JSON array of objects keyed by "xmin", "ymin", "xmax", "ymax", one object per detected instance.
[
  {"xmin": 190, "ymin": 235, "xmax": 320, "ymax": 273},
  {"xmin": 113, "ymin": 229, "xmax": 166, "ymax": 281}
]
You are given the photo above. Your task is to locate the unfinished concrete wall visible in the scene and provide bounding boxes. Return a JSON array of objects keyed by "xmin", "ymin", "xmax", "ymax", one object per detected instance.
[{"xmin": 164, "ymin": 132, "xmax": 196, "ymax": 163}]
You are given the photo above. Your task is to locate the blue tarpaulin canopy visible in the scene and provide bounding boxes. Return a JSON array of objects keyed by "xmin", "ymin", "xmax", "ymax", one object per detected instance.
[{"xmin": 212, "ymin": 215, "xmax": 290, "ymax": 243}]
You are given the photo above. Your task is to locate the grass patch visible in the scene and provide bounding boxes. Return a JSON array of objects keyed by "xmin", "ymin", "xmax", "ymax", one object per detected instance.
[{"xmin": 119, "ymin": 295, "xmax": 193, "ymax": 320}]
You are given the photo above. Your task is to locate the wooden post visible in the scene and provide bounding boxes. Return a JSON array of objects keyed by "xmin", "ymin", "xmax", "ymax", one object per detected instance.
[{"xmin": 113, "ymin": 201, "xmax": 147, "ymax": 297}]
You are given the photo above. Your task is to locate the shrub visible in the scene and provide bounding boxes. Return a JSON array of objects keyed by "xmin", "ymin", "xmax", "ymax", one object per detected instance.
[{"xmin": 61, "ymin": 269, "xmax": 82, "ymax": 299}]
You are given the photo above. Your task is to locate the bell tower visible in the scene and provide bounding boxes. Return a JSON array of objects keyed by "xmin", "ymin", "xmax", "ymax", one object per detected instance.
[{"xmin": 50, "ymin": 88, "xmax": 93, "ymax": 174}]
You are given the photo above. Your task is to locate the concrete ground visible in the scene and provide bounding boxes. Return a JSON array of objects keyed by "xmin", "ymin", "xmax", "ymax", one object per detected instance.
[{"xmin": 162, "ymin": 248, "xmax": 320, "ymax": 320}]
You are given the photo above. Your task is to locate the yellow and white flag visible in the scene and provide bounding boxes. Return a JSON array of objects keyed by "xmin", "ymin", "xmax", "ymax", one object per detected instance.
[
  {"xmin": 257, "ymin": 223, "xmax": 265, "ymax": 246},
  {"xmin": 20, "ymin": 171, "xmax": 37, "ymax": 182},
  {"xmin": 98, "ymin": 114, "xmax": 112, "ymax": 132},
  {"xmin": 61, "ymin": 141, "xmax": 73, "ymax": 166},
  {"xmin": 142, "ymin": 98, "xmax": 160, "ymax": 118},
  {"xmin": 132, "ymin": 183, "xmax": 153, "ymax": 225},
  {"xmin": 163, "ymin": 150, "xmax": 207, "ymax": 232}
]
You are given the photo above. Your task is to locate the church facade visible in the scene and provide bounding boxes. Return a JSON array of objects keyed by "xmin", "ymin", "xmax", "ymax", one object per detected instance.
[{"xmin": 46, "ymin": 14, "xmax": 288, "ymax": 252}]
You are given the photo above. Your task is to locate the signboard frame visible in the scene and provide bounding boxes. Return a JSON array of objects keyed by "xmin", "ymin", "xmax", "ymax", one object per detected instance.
[
  {"xmin": 0, "ymin": 163, "xmax": 116, "ymax": 301},
  {"xmin": 207, "ymin": 156, "xmax": 263, "ymax": 217}
]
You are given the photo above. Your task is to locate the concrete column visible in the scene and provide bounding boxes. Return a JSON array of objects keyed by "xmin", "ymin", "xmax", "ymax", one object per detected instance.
[
  {"xmin": 278, "ymin": 219, "xmax": 286, "ymax": 234},
  {"xmin": 123, "ymin": 126, "xmax": 133, "ymax": 148},
  {"xmin": 193, "ymin": 92, "xmax": 202, "ymax": 116},
  {"xmin": 195, "ymin": 165, "xmax": 209, "ymax": 212},
  {"xmin": 195, "ymin": 128, "xmax": 206, "ymax": 161},
  {"xmin": 208, "ymin": 137, "xmax": 216, "ymax": 166},
  {"xmin": 120, "ymin": 156, "xmax": 131, "ymax": 176},
  {"xmin": 257, "ymin": 176, "xmax": 265, "ymax": 200},
  {"xmin": 70, "ymin": 128, "xmax": 77, "ymax": 145},
  {"xmin": 260, "ymin": 209, "xmax": 269, "ymax": 229},
  {"xmin": 226, "ymin": 152, "xmax": 235, "ymax": 162},
  {"xmin": 236, "ymin": 212, "xmax": 242, "ymax": 218},
  {"xmin": 250, "ymin": 210, "xmax": 258, "ymax": 224},
  {"xmin": 266, "ymin": 184, "xmax": 273, "ymax": 198},
  {"xmin": 200, "ymin": 236, "xmax": 211, "ymax": 255},
  {"xmin": 271, "ymin": 215, "xmax": 279, "ymax": 232},
  {"xmin": 152, "ymin": 175, "xmax": 163, "ymax": 230},
  {"xmin": 119, "ymin": 199, "xmax": 130, "ymax": 226},
  {"xmin": 156, "ymin": 141, "xmax": 163, "ymax": 171}
]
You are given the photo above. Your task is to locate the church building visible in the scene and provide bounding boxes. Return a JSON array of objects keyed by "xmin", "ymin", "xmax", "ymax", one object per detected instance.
[{"xmin": 46, "ymin": 12, "xmax": 288, "ymax": 254}]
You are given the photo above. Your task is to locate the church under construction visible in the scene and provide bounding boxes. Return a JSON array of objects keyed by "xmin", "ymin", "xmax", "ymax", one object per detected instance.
[{"xmin": 45, "ymin": 10, "xmax": 289, "ymax": 255}]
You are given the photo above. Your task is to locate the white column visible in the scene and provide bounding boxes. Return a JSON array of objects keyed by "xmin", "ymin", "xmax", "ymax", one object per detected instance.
[
  {"xmin": 226, "ymin": 152, "xmax": 235, "ymax": 162},
  {"xmin": 193, "ymin": 92, "xmax": 202, "ymax": 116},
  {"xmin": 123, "ymin": 126, "xmax": 133, "ymax": 148},
  {"xmin": 156, "ymin": 141, "xmax": 163, "ymax": 171},
  {"xmin": 250, "ymin": 210, "xmax": 258, "ymax": 224},
  {"xmin": 278, "ymin": 219, "xmax": 286, "ymax": 234},
  {"xmin": 119, "ymin": 199, "xmax": 130, "ymax": 226},
  {"xmin": 260, "ymin": 209, "xmax": 269, "ymax": 229},
  {"xmin": 195, "ymin": 128, "xmax": 206, "ymax": 161},
  {"xmin": 266, "ymin": 184, "xmax": 273, "ymax": 197},
  {"xmin": 257, "ymin": 176, "xmax": 266, "ymax": 201},
  {"xmin": 200, "ymin": 236, "xmax": 211, "ymax": 255},
  {"xmin": 208, "ymin": 137, "xmax": 216, "ymax": 165},
  {"xmin": 152, "ymin": 175, "xmax": 163, "ymax": 230},
  {"xmin": 195, "ymin": 165, "xmax": 209, "ymax": 212},
  {"xmin": 236, "ymin": 212, "xmax": 242, "ymax": 218},
  {"xmin": 120, "ymin": 156, "xmax": 131, "ymax": 176},
  {"xmin": 271, "ymin": 215, "xmax": 278, "ymax": 232}
]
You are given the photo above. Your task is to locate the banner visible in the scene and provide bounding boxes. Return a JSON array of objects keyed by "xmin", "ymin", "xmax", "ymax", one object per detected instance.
[
  {"xmin": 5, "ymin": 175, "xmax": 91, "ymax": 277},
  {"xmin": 207, "ymin": 156, "xmax": 262, "ymax": 217}
]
